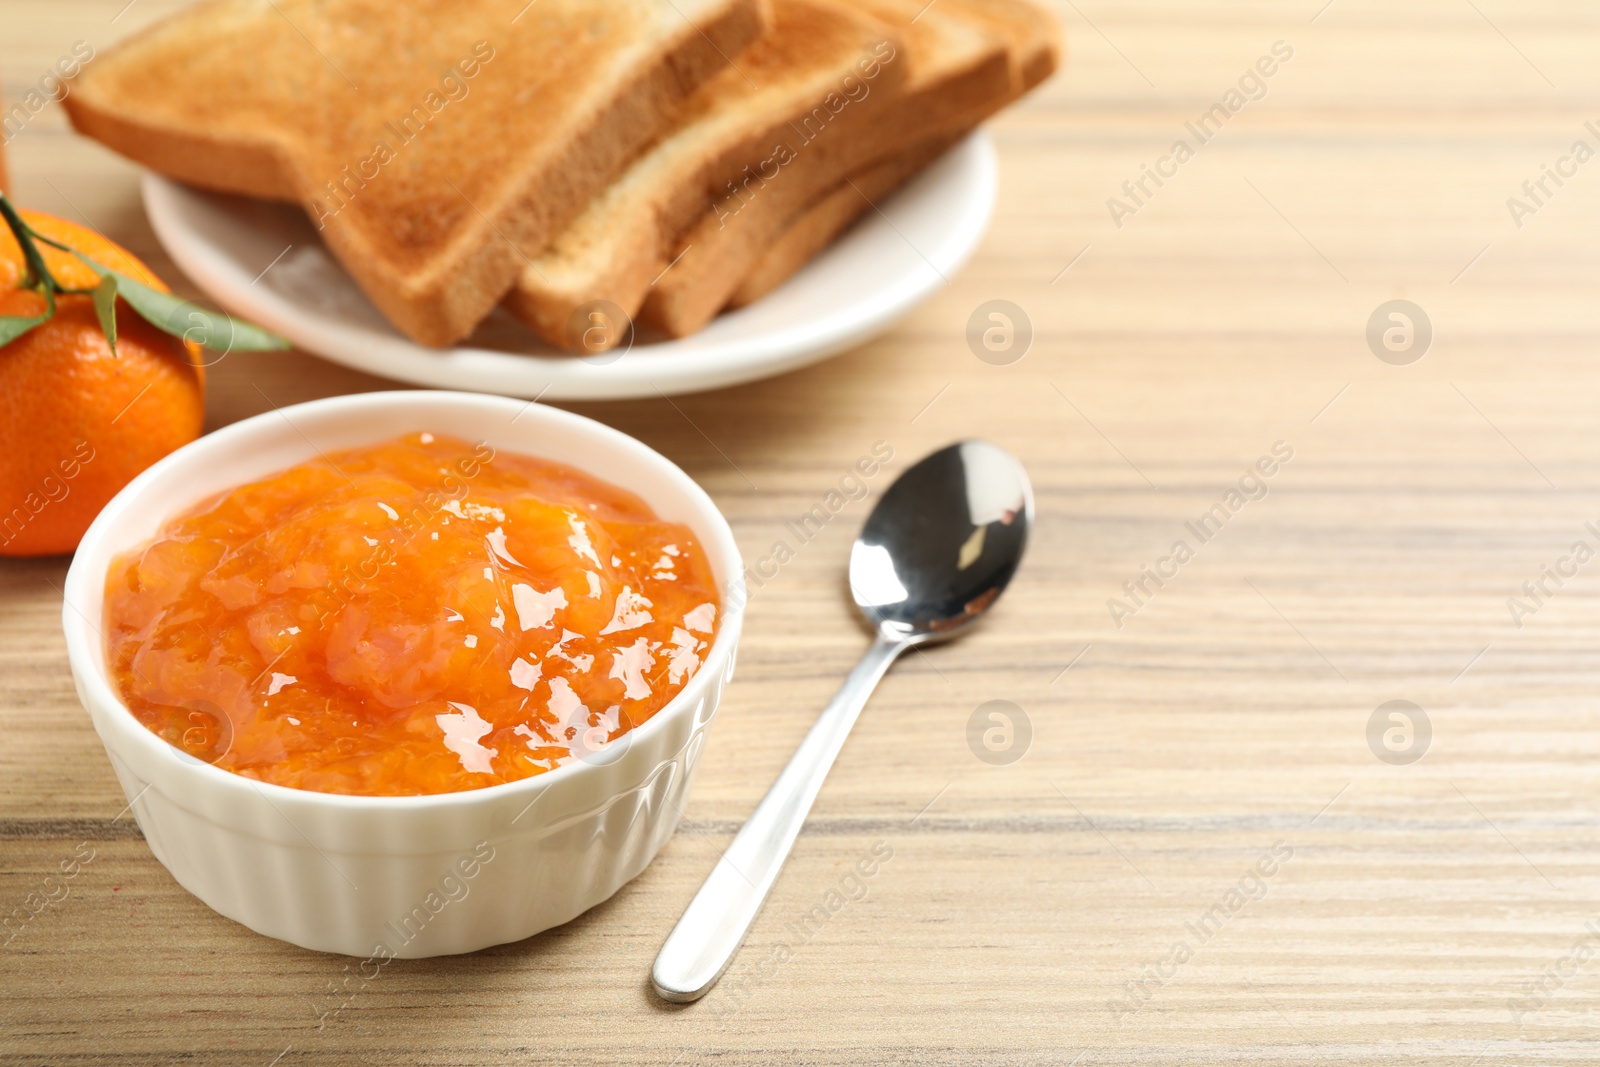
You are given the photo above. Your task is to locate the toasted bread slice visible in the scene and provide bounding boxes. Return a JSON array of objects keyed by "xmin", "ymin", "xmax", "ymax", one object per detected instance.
[
  {"xmin": 65, "ymin": 0, "xmax": 769, "ymax": 346},
  {"xmin": 729, "ymin": 133, "xmax": 962, "ymax": 309},
  {"xmin": 504, "ymin": 0, "xmax": 904, "ymax": 351},
  {"xmin": 728, "ymin": 0, "xmax": 1059, "ymax": 308},
  {"xmin": 638, "ymin": 0, "xmax": 1015, "ymax": 338},
  {"xmin": 945, "ymin": 0, "xmax": 1061, "ymax": 95}
]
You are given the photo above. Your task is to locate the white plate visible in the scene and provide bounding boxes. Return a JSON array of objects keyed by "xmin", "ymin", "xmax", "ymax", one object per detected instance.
[{"xmin": 141, "ymin": 132, "xmax": 997, "ymax": 400}]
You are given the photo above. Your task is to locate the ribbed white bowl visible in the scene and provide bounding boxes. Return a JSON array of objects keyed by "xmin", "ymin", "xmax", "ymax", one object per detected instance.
[{"xmin": 62, "ymin": 391, "xmax": 744, "ymax": 958}]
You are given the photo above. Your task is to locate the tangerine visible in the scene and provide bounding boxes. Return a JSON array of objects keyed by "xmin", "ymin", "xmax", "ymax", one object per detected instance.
[{"xmin": 0, "ymin": 209, "xmax": 204, "ymax": 557}]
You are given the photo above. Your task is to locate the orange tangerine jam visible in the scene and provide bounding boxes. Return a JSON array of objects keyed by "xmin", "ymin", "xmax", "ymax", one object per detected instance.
[{"xmin": 103, "ymin": 433, "xmax": 720, "ymax": 796}]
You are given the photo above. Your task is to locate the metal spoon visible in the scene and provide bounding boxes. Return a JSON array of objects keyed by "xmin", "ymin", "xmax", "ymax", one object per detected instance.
[{"xmin": 651, "ymin": 440, "xmax": 1033, "ymax": 1002}]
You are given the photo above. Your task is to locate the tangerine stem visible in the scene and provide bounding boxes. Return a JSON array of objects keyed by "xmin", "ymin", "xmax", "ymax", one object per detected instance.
[
  {"xmin": 24, "ymin": 228, "xmax": 78, "ymax": 255},
  {"xmin": 0, "ymin": 194, "xmax": 65, "ymax": 296}
]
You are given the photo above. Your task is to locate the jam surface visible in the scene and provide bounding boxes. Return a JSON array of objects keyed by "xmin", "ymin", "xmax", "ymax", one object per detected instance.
[{"xmin": 103, "ymin": 433, "xmax": 719, "ymax": 796}]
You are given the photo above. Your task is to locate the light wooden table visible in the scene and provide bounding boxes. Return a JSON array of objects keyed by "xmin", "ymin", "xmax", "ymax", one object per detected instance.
[{"xmin": 6, "ymin": 1, "xmax": 1600, "ymax": 1063}]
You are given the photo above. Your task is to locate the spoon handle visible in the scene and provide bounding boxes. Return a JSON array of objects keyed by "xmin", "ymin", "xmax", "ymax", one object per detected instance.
[{"xmin": 651, "ymin": 632, "xmax": 905, "ymax": 1002}]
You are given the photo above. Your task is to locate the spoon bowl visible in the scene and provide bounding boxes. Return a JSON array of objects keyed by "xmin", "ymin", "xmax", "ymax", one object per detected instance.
[{"xmin": 850, "ymin": 439, "xmax": 1032, "ymax": 642}]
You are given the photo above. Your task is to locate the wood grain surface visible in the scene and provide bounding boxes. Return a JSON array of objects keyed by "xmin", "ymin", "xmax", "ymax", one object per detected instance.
[{"xmin": 6, "ymin": 1, "xmax": 1600, "ymax": 1064}]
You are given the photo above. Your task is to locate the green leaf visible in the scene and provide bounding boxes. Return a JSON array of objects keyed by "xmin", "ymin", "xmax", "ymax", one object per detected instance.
[
  {"xmin": 0, "ymin": 282, "xmax": 56, "ymax": 348},
  {"xmin": 73, "ymin": 254, "xmax": 291, "ymax": 353},
  {"xmin": 0, "ymin": 313, "xmax": 51, "ymax": 347},
  {"xmin": 92, "ymin": 274, "xmax": 119, "ymax": 355}
]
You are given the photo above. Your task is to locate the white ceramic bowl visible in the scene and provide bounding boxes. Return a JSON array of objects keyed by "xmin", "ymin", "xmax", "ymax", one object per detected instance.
[{"xmin": 61, "ymin": 391, "xmax": 744, "ymax": 958}]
